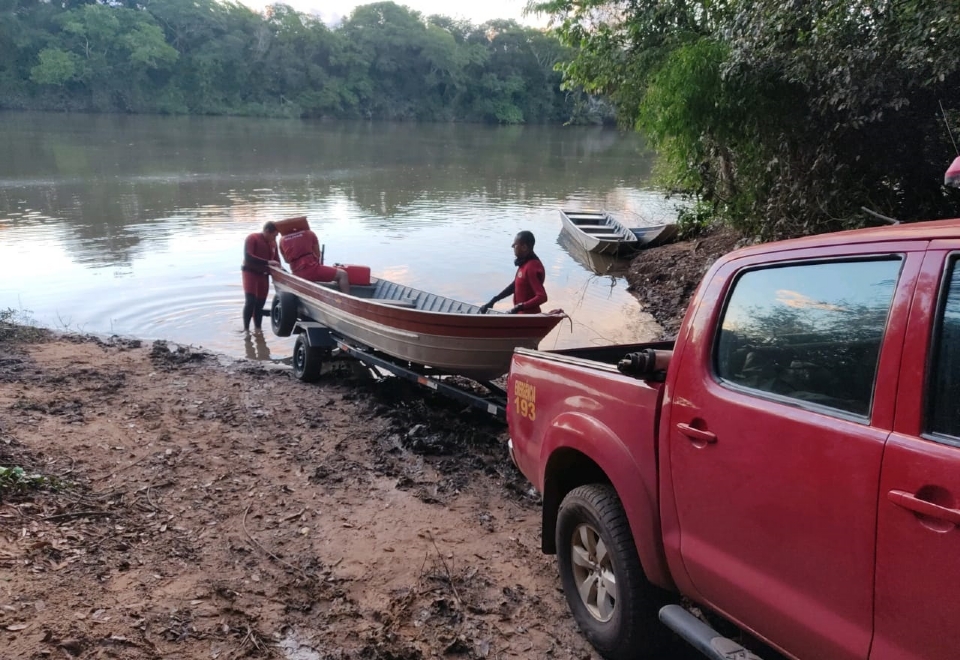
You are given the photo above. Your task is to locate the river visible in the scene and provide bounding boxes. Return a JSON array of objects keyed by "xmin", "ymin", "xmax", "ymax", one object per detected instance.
[{"xmin": 0, "ymin": 111, "xmax": 679, "ymax": 361}]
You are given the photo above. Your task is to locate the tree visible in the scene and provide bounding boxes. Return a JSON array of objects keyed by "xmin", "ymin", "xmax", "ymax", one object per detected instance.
[
  {"xmin": 30, "ymin": 47, "xmax": 77, "ymax": 86},
  {"xmin": 533, "ymin": 0, "xmax": 960, "ymax": 238},
  {"xmin": 1, "ymin": 0, "xmax": 581, "ymax": 122},
  {"xmin": 48, "ymin": 3, "xmax": 177, "ymax": 109}
]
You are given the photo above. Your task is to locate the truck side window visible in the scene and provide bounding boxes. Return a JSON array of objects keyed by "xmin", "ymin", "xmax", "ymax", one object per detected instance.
[
  {"xmin": 927, "ymin": 257, "xmax": 960, "ymax": 440},
  {"xmin": 715, "ymin": 258, "xmax": 901, "ymax": 417}
]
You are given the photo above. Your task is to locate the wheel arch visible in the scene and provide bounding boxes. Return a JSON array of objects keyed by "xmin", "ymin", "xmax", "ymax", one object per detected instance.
[
  {"xmin": 542, "ymin": 447, "xmax": 609, "ymax": 553},
  {"xmin": 539, "ymin": 412, "xmax": 675, "ymax": 591}
]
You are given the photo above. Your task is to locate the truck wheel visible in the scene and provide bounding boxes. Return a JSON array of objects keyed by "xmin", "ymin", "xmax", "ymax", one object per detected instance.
[
  {"xmin": 556, "ymin": 484, "xmax": 664, "ymax": 660},
  {"xmin": 271, "ymin": 292, "xmax": 298, "ymax": 337},
  {"xmin": 293, "ymin": 334, "xmax": 322, "ymax": 382}
]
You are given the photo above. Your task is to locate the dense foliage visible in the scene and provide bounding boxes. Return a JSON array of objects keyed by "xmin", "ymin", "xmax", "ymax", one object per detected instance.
[
  {"xmin": 0, "ymin": 0, "xmax": 608, "ymax": 124},
  {"xmin": 533, "ymin": 0, "xmax": 960, "ymax": 237}
]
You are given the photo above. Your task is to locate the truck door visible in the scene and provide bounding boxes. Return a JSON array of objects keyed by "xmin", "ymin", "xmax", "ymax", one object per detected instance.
[
  {"xmin": 871, "ymin": 248, "xmax": 960, "ymax": 660},
  {"xmin": 665, "ymin": 248, "xmax": 921, "ymax": 660}
]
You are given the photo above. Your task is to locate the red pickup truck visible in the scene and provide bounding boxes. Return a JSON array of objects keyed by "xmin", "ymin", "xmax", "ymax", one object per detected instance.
[{"xmin": 506, "ymin": 219, "xmax": 960, "ymax": 660}]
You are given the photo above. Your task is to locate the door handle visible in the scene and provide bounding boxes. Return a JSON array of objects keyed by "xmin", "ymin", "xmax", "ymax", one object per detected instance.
[
  {"xmin": 888, "ymin": 490, "xmax": 960, "ymax": 526},
  {"xmin": 676, "ymin": 423, "xmax": 717, "ymax": 444}
]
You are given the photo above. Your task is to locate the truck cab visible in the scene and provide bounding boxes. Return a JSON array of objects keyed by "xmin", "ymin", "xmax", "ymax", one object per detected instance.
[{"xmin": 507, "ymin": 219, "xmax": 960, "ymax": 660}]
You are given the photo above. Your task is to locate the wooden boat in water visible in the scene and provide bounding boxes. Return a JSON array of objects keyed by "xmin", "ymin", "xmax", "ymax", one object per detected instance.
[
  {"xmin": 269, "ymin": 268, "xmax": 564, "ymax": 381},
  {"xmin": 560, "ymin": 209, "xmax": 640, "ymax": 255}
]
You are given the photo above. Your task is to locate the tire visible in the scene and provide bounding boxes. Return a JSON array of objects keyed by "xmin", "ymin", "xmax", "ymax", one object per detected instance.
[
  {"xmin": 271, "ymin": 292, "xmax": 298, "ymax": 337},
  {"xmin": 293, "ymin": 334, "xmax": 323, "ymax": 383},
  {"xmin": 556, "ymin": 484, "xmax": 665, "ymax": 660}
]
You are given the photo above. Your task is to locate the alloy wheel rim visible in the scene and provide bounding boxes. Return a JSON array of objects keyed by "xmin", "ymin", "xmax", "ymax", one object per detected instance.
[{"xmin": 570, "ymin": 522, "xmax": 617, "ymax": 622}]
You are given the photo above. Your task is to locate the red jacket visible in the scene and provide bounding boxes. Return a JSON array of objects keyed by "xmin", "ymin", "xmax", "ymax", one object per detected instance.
[
  {"xmin": 279, "ymin": 230, "xmax": 320, "ymax": 271},
  {"xmin": 514, "ymin": 256, "xmax": 547, "ymax": 313},
  {"xmin": 242, "ymin": 232, "xmax": 278, "ymax": 275}
]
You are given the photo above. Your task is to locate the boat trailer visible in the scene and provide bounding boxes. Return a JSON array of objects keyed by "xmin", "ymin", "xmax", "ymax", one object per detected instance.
[{"xmin": 289, "ymin": 321, "xmax": 508, "ymax": 421}]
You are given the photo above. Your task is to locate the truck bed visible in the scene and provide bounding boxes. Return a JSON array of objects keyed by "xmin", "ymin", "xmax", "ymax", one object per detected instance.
[{"xmin": 537, "ymin": 340, "xmax": 675, "ymax": 368}]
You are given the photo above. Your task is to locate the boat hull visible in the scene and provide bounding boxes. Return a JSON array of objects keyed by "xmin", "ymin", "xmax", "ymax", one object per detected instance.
[
  {"xmin": 632, "ymin": 222, "xmax": 680, "ymax": 248},
  {"xmin": 271, "ymin": 270, "xmax": 563, "ymax": 381},
  {"xmin": 560, "ymin": 209, "xmax": 640, "ymax": 255}
]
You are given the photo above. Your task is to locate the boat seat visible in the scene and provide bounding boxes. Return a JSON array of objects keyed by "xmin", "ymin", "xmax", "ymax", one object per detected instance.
[
  {"xmin": 317, "ymin": 282, "xmax": 378, "ymax": 296},
  {"xmin": 574, "ymin": 223, "xmax": 612, "ymax": 230},
  {"xmin": 376, "ymin": 299, "xmax": 418, "ymax": 308},
  {"xmin": 586, "ymin": 233, "xmax": 626, "ymax": 239}
]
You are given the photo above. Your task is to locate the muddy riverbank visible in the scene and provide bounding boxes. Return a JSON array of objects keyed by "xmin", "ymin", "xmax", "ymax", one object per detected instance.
[
  {"xmin": 625, "ymin": 228, "xmax": 748, "ymax": 337},
  {"xmin": 0, "ymin": 226, "xmax": 744, "ymax": 659},
  {"xmin": 0, "ymin": 331, "xmax": 603, "ymax": 659}
]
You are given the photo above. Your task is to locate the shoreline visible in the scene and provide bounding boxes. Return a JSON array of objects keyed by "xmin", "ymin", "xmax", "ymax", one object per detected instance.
[
  {"xmin": 0, "ymin": 332, "xmax": 606, "ymax": 659},
  {"xmin": 624, "ymin": 227, "xmax": 748, "ymax": 338},
  {"xmin": 0, "ymin": 227, "xmax": 743, "ymax": 658}
]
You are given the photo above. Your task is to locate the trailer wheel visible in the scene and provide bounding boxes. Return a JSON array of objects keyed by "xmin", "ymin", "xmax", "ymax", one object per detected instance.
[
  {"xmin": 292, "ymin": 334, "xmax": 323, "ymax": 382},
  {"xmin": 556, "ymin": 484, "xmax": 665, "ymax": 660},
  {"xmin": 271, "ymin": 292, "xmax": 298, "ymax": 337}
]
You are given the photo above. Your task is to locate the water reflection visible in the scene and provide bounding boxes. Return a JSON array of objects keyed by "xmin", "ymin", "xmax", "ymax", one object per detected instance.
[
  {"xmin": 0, "ymin": 111, "xmax": 676, "ymax": 359},
  {"xmin": 556, "ymin": 230, "xmax": 632, "ymax": 278},
  {"xmin": 244, "ymin": 331, "xmax": 272, "ymax": 361},
  {"xmin": 1, "ymin": 113, "xmax": 653, "ymax": 260}
]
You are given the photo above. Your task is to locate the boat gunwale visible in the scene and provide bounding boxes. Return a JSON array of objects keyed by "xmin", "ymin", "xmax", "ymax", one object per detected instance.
[{"xmin": 270, "ymin": 269, "xmax": 564, "ymax": 338}]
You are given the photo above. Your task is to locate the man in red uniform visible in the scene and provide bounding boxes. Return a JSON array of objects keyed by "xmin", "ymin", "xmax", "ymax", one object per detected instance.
[
  {"xmin": 241, "ymin": 221, "xmax": 280, "ymax": 332},
  {"xmin": 479, "ymin": 230, "xmax": 547, "ymax": 314},
  {"xmin": 278, "ymin": 229, "xmax": 350, "ymax": 293}
]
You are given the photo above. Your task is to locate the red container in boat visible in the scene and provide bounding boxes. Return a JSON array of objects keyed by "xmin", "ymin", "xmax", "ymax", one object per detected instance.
[
  {"xmin": 274, "ymin": 215, "xmax": 310, "ymax": 235},
  {"xmin": 342, "ymin": 264, "xmax": 371, "ymax": 286}
]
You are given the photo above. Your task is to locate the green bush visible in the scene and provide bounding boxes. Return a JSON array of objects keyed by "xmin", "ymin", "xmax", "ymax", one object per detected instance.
[
  {"xmin": 0, "ymin": 466, "xmax": 52, "ymax": 498},
  {"xmin": 0, "ymin": 309, "xmax": 48, "ymax": 344}
]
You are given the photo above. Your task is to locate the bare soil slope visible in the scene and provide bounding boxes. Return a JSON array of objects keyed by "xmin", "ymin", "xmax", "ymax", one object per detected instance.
[
  {"xmin": 626, "ymin": 228, "xmax": 749, "ymax": 337},
  {"xmin": 0, "ymin": 334, "xmax": 599, "ymax": 660},
  {"xmin": 1, "ymin": 226, "xmax": 757, "ymax": 660}
]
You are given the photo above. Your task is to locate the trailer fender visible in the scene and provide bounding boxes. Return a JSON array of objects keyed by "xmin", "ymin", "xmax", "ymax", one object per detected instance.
[{"xmin": 294, "ymin": 322, "xmax": 338, "ymax": 349}]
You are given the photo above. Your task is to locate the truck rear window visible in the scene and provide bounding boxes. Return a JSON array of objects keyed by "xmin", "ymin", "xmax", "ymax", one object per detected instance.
[{"xmin": 714, "ymin": 258, "xmax": 902, "ymax": 417}]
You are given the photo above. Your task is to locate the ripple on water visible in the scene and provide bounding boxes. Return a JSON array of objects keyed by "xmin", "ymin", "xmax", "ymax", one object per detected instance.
[{"xmin": 0, "ymin": 115, "xmax": 678, "ymax": 361}]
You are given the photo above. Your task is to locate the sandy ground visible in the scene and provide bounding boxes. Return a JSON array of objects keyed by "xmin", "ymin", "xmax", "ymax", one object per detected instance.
[{"xmin": 0, "ymin": 333, "xmax": 604, "ymax": 660}]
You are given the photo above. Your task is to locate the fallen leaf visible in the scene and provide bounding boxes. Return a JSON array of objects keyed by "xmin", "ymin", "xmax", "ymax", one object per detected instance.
[{"xmin": 5, "ymin": 623, "xmax": 28, "ymax": 631}]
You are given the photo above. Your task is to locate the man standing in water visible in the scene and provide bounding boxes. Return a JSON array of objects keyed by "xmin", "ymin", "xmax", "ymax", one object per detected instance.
[
  {"xmin": 479, "ymin": 230, "xmax": 547, "ymax": 314},
  {"xmin": 241, "ymin": 221, "xmax": 280, "ymax": 332}
]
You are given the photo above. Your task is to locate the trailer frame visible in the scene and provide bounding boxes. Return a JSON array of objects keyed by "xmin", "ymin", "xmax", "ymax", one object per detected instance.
[{"xmin": 291, "ymin": 321, "xmax": 508, "ymax": 421}]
